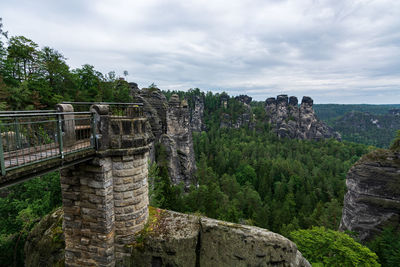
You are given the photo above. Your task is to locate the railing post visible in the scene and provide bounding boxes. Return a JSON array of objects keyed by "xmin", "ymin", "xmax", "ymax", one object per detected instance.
[
  {"xmin": 90, "ymin": 112, "xmax": 97, "ymax": 149},
  {"xmin": 55, "ymin": 104, "xmax": 75, "ymax": 148},
  {"xmin": 0, "ymin": 127, "xmax": 5, "ymax": 176},
  {"xmin": 57, "ymin": 113, "xmax": 64, "ymax": 159},
  {"xmin": 14, "ymin": 117, "xmax": 21, "ymax": 149}
]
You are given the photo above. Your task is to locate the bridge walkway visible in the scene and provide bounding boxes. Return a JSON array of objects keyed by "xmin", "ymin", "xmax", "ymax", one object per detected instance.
[{"xmin": 0, "ymin": 102, "xmax": 143, "ymax": 188}]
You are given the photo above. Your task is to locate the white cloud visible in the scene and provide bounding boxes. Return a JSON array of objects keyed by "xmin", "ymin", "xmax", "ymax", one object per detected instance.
[{"xmin": 1, "ymin": 0, "xmax": 399, "ymax": 103}]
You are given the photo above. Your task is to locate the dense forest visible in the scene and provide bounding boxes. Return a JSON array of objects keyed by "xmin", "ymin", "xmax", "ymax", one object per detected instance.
[
  {"xmin": 313, "ymin": 104, "xmax": 400, "ymax": 148},
  {"xmin": 0, "ymin": 19, "xmax": 398, "ymax": 266},
  {"xmin": 314, "ymin": 104, "xmax": 400, "ymax": 121},
  {"xmin": 328, "ymin": 111, "xmax": 400, "ymax": 148}
]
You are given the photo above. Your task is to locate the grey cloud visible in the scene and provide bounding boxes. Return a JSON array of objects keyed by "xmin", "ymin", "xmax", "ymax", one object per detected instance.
[{"xmin": 1, "ymin": 0, "xmax": 399, "ymax": 103}]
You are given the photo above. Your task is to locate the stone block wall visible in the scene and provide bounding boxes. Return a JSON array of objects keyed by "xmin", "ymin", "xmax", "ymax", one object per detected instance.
[{"xmin": 60, "ymin": 105, "xmax": 152, "ymax": 267}]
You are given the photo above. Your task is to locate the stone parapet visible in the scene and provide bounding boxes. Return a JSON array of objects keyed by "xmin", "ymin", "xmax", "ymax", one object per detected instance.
[{"xmin": 60, "ymin": 104, "xmax": 151, "ymax": 266}]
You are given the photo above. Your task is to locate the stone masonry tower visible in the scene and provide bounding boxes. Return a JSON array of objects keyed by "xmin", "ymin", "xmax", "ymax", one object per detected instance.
[{"xmin": 59, "ymin": 104, "xmax": 153, "ymax": 266}]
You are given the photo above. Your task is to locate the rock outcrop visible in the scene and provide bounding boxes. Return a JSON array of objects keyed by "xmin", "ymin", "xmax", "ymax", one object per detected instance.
[
  {"xmin": 265, "ymin": 95, "xmax": 341, "ymax": 140},
  {"xmin": 161, "ymin": 94, "xmax": 196, "ymax": 187},
  {"xmin": 24, "ymin": 208, "xmax": 65, "ymax": 267},
  {"xmin": 220, "ymin": 94, "xmax": 255, "ymax": 129},
  {"xmin": 26, "ymin": 208, "xmax": 311, "ymax": 267},
  {"xmin": 340, "ymin": 148, "xmax": 400, "ymax": 241},
  {"xmin": 132, "ymin": 88, "xmax": 196, "ymax": 187},
  {"xmin": 190, "ymin": 95, "xmax": 205, "ymax": 132}
]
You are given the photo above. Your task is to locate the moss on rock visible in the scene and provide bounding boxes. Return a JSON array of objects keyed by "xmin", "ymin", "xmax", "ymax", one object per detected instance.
[{"xmin": 24, "ymin": 207, "xmax": 65, "ymax": 267}]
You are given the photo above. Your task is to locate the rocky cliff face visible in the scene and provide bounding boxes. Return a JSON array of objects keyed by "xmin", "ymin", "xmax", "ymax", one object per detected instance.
[
  {"xmin": 265, "ymin": 95, "xmax": 341, "ymax": 140},
  {"xmin": 162, "ymin": 95, "xmax": 196, "ymax": 187},
  {"xmin": 340, "ymin": 148, "xmax": 400, "ymax": 241},
  {"xmin": 190, "ymin": 95, "xmax": 205, "ymax": 132},
  {"xmin": 132, "ymin": 88, "xmax": 196, "ymax": 187},
  {"xmin": 26, "ymin": 208, "xmax": 311, "ymax": 267}
]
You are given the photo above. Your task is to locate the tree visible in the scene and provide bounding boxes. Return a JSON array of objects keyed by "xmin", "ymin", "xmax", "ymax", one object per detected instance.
[
  {"xmin": 368, "ymin": 227, "xmax": 400, "ymax": 267},
  {"xmin": 148, "ymin": 82, "xmax": 157, "ymax": 89},
  {"xmin": 390, "ymin": 130, "xmax": 400, "ymax": 151},
  {"xmin": 290, "ymin": 227, "xmax": 380, "ymax": 266},
  {"xmin": 38, "ymin": 47, "xmax": 69, "ymax": 95},
  {"xmin": 72, "ymin": 64, "xmax": 103, "ymax": 101},
  {"xmin": 6, "ymin": 36, "xmax": 39, "ymax": 81},
  {"xmin": 123, "ymin": 70, "xmax": 128, "ymax": 79}
]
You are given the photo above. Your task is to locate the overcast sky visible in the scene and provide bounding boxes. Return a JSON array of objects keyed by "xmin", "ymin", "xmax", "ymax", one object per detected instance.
[{"xmin": 2, "ymin": 0, "xmax": 400, "ymax": 103}]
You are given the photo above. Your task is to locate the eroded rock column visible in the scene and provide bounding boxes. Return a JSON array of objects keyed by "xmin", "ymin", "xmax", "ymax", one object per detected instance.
[{"xmin": 60, "ymin": 104, "xmax": 152, "ymax": 266}]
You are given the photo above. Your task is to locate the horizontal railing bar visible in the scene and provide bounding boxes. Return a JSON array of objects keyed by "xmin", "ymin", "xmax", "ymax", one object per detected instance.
[
  {"xmin": 0, "ymin": 118, "xmax": 90, "ymax": 126},
  {"xmin": 0, "ymin": 110, "xmax": 57, "ymax": 114},
  {"xmin": 0, "ymin": 112, "xmax": 93, "ymax": 118},
  {"xmin": 4, "ymin": 154, "xmax": 61, "ymax": 171},
  {"xmin": 1, "ymin": 120, "xmax": 58, "ymax": 125},
  {"xmin": 63, "ymin": 146, "xmax": 94, "ymax": 156},
  {"xmin": 62, "ymin": 101, "xmax": 143, "ymax": 106}
]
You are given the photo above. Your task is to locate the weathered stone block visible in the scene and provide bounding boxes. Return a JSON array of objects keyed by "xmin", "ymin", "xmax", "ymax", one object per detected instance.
[
  {"xmin": 122, "ymin": 121, "xmax": 132, "ymax": 135},
  {"xmin": 88, "ymin": 179, "xmax": 112, "ymax": 189},
  {"xmin": 114, "ymin": 183, "xmax": 134, "ymax": 192},
  {"xmin": 133, "ymin": 120, "xmax": 140, "ymax": 134},
  {"xmin": 111, "ymin": 121, "xmax": 121, "ymax": 135},
  {"xmin": 122, "ymin": 155, "xmax": 134, "ymax": 161},
  {"xmin": 114, "ymin": 199, "xmax": 135, "ymax": 207},
  {"xmin": 114, "ymin": 168, "xmax": 136, "ymax": 177}
]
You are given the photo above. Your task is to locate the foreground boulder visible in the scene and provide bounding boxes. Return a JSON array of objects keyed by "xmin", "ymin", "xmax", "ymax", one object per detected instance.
[
  {"xmin": 25, "ymin": 208, "xmax": 310, "ymax": 267},
  {"xmin": 24, "ymin": 208, "xmax": 65, "ymax": 267},
  {"xmin": 125, "ymin": 208, "xmax": 310, "ymax": 266},
  {"xmin": 340, "ymin": 148, "xmax": 400, "ymax": 241}
]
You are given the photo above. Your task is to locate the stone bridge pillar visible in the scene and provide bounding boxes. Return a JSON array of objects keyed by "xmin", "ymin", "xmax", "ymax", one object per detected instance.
[{"xmin": 60, "ymin": 104, "xmax": 152, "ymax": 266}]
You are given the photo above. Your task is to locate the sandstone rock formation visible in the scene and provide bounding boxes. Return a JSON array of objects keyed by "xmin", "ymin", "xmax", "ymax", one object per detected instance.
[
  {"xmin": 190, "ymin": 95, "xmax": 205, "ymax": 132},
  {"xmin": 26, "ymin": 208, "xmax": 311, "ymax": 267},
  {"xmin": 340, "ymin": 148, "xmax": 400, "ymax": 241},
  {"xmin": 161, "ymin": 94, "xmax": 196, "ymax": 187},
  {"xmin": 265, "ymin": 95, "xmax": 340, "ymax": 140},
  {"xmin": 132, "ymin": 88, "xmax": 196, "ymax": 187},
  {"xmin": 220, "ymin": 94, "xmax": 255, "ymax": 129}
]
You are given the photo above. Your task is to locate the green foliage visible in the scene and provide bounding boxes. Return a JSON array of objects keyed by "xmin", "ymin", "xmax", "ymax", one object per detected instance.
[
  {"xmin": 151, "ymin": 143, "xmax": 184, "ymax": 211},
  {"xmin": 314, "ymin": 106, "xmax": 400, "ymax": 148},
  {"xmin": 368, "ymin": 227, "xmax": 400, "ymax": 266},
  {"xmin": 389, "ymin": 130, "xmax": 400, "ymax": 151},
  {"xmin": 0, "ymin": 31, "xmax": 133, "ymax": 110},
  {"xmin": 314, "ymin": 104, "xmax": 400, "ymax": 121},
  {"xmin": 149, "ymin": 90, "xmax": 371, "ymax": 237},
  {"xmin": 0, "ymin": 172, "xmax": 61, "ymax": 267},
  {"xmin": 290, "ymin": 227, "xmax": 380, "ymax": 266},
  {"xmin": 152, "ymin": 119, "xmax": 369, "ymax": 235}
]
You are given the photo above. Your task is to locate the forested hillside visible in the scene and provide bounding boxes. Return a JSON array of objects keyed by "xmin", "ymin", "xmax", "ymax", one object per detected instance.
[
  {"xmin": 314, "ymin": 104, "xmax": 400, "ymax": 148},
  {"xmin": 314, "ymin": 104, "xmax": 400, "ymax": 122},
  {"xmin": 329, "ymin": 111, "xmax": 400, "ymax": 148},
  {"xmin": 151, "ymin": 91, "xmax": 369, "ymax": 236}
]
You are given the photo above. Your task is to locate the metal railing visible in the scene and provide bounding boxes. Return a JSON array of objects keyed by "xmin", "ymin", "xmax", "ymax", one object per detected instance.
[
  {"xmin": 0, "ymin": 111, "xmax": 95, "ymax": 176},
  {"xmin": 62, "ymin": 102, "xmax": 144, "ymax": 118}
]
